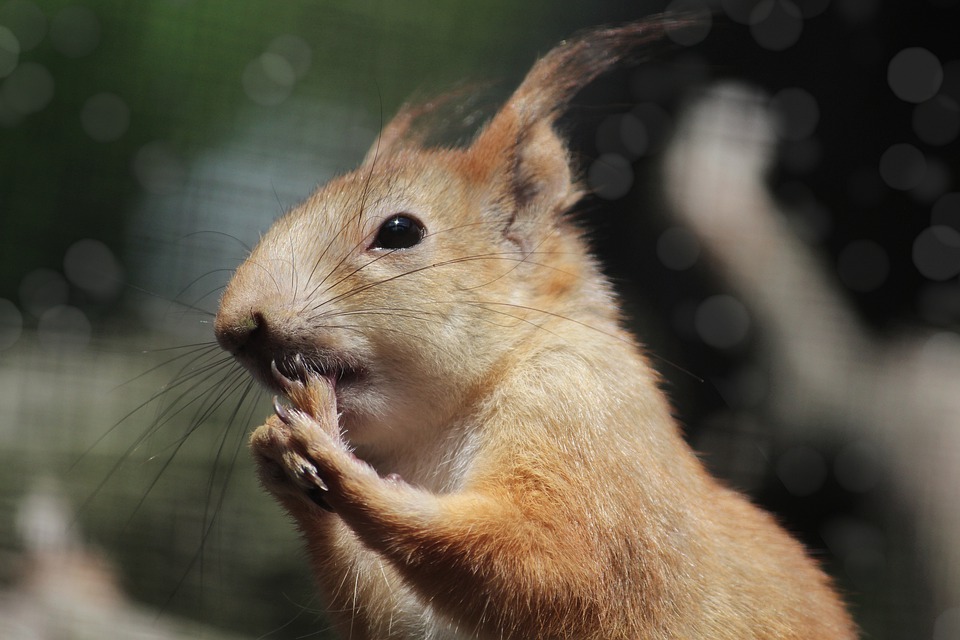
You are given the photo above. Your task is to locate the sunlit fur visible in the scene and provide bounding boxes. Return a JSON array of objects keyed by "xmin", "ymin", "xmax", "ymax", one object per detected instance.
[{"xmin": 215, "ymin": 16, "xmax": 857, "ymax": 640}]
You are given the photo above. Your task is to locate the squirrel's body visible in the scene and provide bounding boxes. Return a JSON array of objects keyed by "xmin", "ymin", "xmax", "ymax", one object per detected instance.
[{"xmin": 214, "ymin": 18, "xmax": 857, "ymax": 639}]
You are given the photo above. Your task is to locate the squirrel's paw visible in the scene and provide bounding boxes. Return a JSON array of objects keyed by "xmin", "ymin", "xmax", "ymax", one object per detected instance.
[
  {"xmin": 249, "ymin": 415, "xmax": 334, "ymax": 511},
  {"xmin": 249, "ymin": 365, "xmax": 345, "ymax": 512}
]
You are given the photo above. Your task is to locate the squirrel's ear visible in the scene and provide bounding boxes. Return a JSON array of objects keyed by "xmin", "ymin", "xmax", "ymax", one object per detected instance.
[
  {"xmin": 361, "ymin": 100, "xmax": 429, "ymax": 166},
  {"xmin": 467, "ymin": 105, "xmax": 581, "ymax": 222},
  {"xmin": 464, "ymin": 17, "xmax": 683, "ymax": 228},
  {"xmin": 362, "ymin": 84, "xmax": 485, "ymax": 166}
]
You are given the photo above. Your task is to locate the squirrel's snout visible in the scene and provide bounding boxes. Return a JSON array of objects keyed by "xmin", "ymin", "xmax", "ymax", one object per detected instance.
[{"xmin": 215, "ymin": 308, "xmax": 264, "ymax": 356}]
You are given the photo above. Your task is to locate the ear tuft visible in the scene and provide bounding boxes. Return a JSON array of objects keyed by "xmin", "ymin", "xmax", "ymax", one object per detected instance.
[
  {"xmin": 362, "ymin": 83, "xmax": 495, "ymax": 166},
  {"xmin": 467, "ymin": 15, "xmax": 692, "ymax": 220}
]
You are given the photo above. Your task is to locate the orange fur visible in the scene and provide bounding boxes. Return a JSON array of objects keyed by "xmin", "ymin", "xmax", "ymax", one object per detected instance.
[{"xmin": 216, "ymin": 16, "xmax": 857, "ymax": 640}]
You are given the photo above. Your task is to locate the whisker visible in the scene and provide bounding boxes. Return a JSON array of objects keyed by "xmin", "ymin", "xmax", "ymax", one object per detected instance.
[
  {"xmin": 124, "ymin": 280, "xmax": 218, "ymax": 317},
  {"xmin": 304, "ymin": 307, "xmax": 447, "ymax": 328},
  {"xmin": 156, "ymin": 381, "xmax": 259, "ymax": 619},
  {"xmin": 467, "ymin": 300, "xmax": 703, "ymax": 382},
  {"xmin": 180, "ymin": 229, "xmax": 254, "ymax": 255},
  {"xmin": 73, "ymin": 344, "xmax": 226, "ymax": 471},
  {"xmin": 174, "ymin": 268, "xmax": 234, "ymax": 303},
  {"xmin": 332, "ymin": 324, "xmax": 456, "ymax": 358},
  {"xmin": 301, "ymin": 240, "xmax": 400, "ymax": 315},
  {"xmin": 302, "ymin": 98, "xmax": 390, "ymax": 302},
  {"xmin": 301, "ymin": 207, "xmax": 494, "ymax": 310},
  {"xmin": 75, "ymin": 352, "xmax": 240, "ymax": 519},
  {"xmin": 244, "ymin": 257, "xmax": 287, "ymax": 297},
  {"xmin": 311, "ymin": 252, "xmax": 524, "ymax": 312},
  {"xmin": 109, "ymin": 342, "xmax": 222, "ymax": 391},
  {"xmin": 123, "ymin": 365, "xmax": 250, "ymax": 520}
]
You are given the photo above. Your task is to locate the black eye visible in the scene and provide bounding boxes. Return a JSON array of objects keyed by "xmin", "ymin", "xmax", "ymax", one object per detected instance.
[{"xmin": 372, "ymin": 215, "xmax": 424, "ymax": 250}]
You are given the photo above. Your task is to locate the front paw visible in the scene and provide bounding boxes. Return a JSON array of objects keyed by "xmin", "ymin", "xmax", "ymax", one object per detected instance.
[
  {"xmin": 250, "ymin": 367, "xmax": 344, "ymax": 513},
  {"xmin": 270, "ymin": 357, "xmax": 340, "ymax": 433},
  {"xmin": 250, "ymin": 413, "xmax": 335, "ymax": 512}
]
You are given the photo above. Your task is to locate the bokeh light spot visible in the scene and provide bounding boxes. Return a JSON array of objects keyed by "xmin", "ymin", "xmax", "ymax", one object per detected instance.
[
  {"xmin": 657, "ymin": 227, "xmax": 700, "ymax": 271},
  {"xmin": 913, "ymin": 95, "xmax": 960, "ymax": 146},
  {"xmin": 588, "ymin": 153, "xmax": 633, "ymax": 200},
  {"xmin": 797, "ymin": 0, "xmax": 832, "ymax": 18},
  {"xmin": 836, "ymin": 0, "xmax": 878, "ymax": 23},
  {"xmin": 695, "ymin": 294, "xmax": 750, "ymax": 349},
  {"xmin": 37, "ymin": 305, "xmax": 91, "ymax": 352},
  {"xmin": 596, "ymin": 113, "xmax": 652, "ymax": 160},
  {"xmin": 721, "ymin": 0, "xmax": 761, "ymax": 24},
  {"xmin": 596, "ymin": 114, "xmax": 630, "ymax": 156},
  {"xmin": 780, "ymin": 137, "xmax": 821, "ymax": 174},
  {"xmin": 63, "ymin": 238, "xmax": 123, "ymax": 299},
  {"xmin": 913, "ymin": 225, "xmax": 960, "ymax": 281},
  {"xmin": 878, "ymin": 142, "xmax": 926, "ymax": 190},
  {"xmin": 888, "ymin": 47, "xmax": 943, "ymax": 103},
  {"xmin": 1, "ymin": 61, "xmax": 53, "ymax": 114},
  {"xmin": 81, "ymin": 92, "xmax": 130, "ymax": 142},
  {"xmin": 0, "ymin": 298, "xmax": 23, "ymax": 350},
  {"xmin": 267, "ymin": 34, "xmax": 311, "ymax": 80},
  {"xmin": 837, "ymin": 239, "xmax": 889, "ymax": 292},
  {"xmin": 630, "ymin": 103, "xmax": 672, "ymax": 154},
  {"xmin": 911, "ymin": 157, "xmax": 950, "ymax": 204},
  {"xmin": 242, "ymin": 52, "xmax": 295, "ymax": 106},
  {"xmin": 770, "ymin": 87, "xmax": 819, "ymax": 140},
  {"xmin": 19, "ymin": 268, "xmax": 68, "ymax": 318},
  {"xmin": 776, "ymin": 445, "xmax": 827, "ymax": 496},
  {"xmin": 750, "ymin": 0, "xmax": 803, "ymax": 52},
  {"xmin": 620, "ymin": 113, "xmax": 648, "ymax": 157},
  {"xmin": 932, "ymin": 191, "xmax": 960, "ymax": 231},
  {"xmin": 50, "ymin": 5, "xmax": 100, "ymax": 58},
  {"xmin": 0, "ymin": 26, "xmax": 19, "ymax": 78},
  {"xmin": 0, "ymin": 0, "xmax": 45, "ymax": 51}
]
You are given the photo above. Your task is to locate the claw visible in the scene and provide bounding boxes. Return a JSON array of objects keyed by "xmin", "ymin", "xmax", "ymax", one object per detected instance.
[
  {"xmin": 293, "ymin": 353, "xmax": 306, "ymax": 376},
  {"xmin": 307, "ymin": 487, "xmax": 334, "ymax": 512},
  {"xmin": 271, "ymin": 360, "xmax": 292, "ymax": 390},
  {"xmin": 297, "ymin": 455, "xmax": 332, "ymax": 511},
  {"xmin": 273, "ymin": 396, "xmax": 293, "ymax": 424},
  {"xmin": 272, "ymin": 357, "xmax": 310, "ymax": 404},
  {"xmin": 303, "ymin": 464, "xmax": 329, "ymax": 492}
]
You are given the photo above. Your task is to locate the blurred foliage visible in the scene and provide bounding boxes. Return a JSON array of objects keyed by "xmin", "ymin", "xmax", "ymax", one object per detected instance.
[{"xmin": 0, "ymin": 0, "xmax": 607, "ymax": 327}]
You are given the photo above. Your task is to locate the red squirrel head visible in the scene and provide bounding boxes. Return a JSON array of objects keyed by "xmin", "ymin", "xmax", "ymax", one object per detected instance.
[{"xmin": 214, "ymin": 18, "xmax": 682, "ymax": 449}]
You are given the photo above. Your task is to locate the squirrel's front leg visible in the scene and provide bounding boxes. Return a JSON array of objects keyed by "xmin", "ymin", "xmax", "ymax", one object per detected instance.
[
  {"xmin": 250, "ymin": 365, "xmax": 443, "ymax": 531},
  {"xmin": 249, "ymin": 369, "xmax": 602, "ymax": 640}
]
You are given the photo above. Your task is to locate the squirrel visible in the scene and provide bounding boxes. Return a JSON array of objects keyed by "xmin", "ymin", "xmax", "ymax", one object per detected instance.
[{"xmin": 213, "ymin": 16, "xmax": 857, "ymax": 640}]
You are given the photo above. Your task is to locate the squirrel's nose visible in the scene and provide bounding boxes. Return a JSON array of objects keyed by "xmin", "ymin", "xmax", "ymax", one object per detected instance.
[{"xmin": 214, "ymin": 308, "xmax": 265, "ymax": 356}]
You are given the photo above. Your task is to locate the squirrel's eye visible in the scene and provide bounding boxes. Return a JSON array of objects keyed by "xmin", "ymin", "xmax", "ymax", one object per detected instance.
[{"xmin": 372, "ymin": 215, "xmax": 424, "ymax": 250}]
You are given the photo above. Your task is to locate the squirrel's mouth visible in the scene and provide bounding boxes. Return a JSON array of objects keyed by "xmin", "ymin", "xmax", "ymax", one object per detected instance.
[
  {"xmin": 255, "ymin": 353, "xmax": 364, "ymax": 395},
  {"xmin": 262, "ymin": 352, "xmax": 364, "ymax": 395}
]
